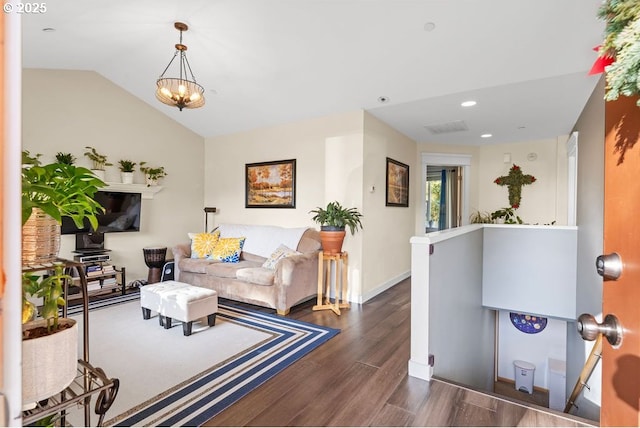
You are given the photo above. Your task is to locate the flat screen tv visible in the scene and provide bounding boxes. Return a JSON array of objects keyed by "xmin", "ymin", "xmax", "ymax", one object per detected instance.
[{"xmin": 61, "ymin": 191, "xmax": 142, "ymax": 234}]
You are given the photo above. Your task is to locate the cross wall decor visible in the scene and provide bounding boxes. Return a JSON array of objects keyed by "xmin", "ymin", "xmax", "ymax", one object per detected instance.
[{"xmin": 494, "ymin": 164, "xmax": 536, "ymax": 209}]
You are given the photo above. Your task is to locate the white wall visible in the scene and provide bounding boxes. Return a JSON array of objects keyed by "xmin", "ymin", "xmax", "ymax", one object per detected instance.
[
  {"xmin": 22, "ymin": 69, "xmax": 205, "ymax": 281},
  {"xmin": 565, "ymin": 77, "xmax": 605, "ymax": 421}
]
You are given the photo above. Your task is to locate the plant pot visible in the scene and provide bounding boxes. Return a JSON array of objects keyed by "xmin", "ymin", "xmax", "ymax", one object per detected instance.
[
  {"xmin": 22, "ymin": 318, "xmax": 78, "ymax": 405},
  {"xmin": 319, "ymin": 227, "xmax": 346, "ymax": 255},
  {"xmin": 22, "ymin": 208, "xmax": 61, "ymax": 265},
  {"xmin": 91, "ymin": 169, "xmax": 105, "ymax": 181},
  {"xmin": 145, "ymin": 175, "xmax": 158, "ymax": 187},
  {"xmin": 121, "ymin": 171, "xmax": 134, "ymax": 184}
]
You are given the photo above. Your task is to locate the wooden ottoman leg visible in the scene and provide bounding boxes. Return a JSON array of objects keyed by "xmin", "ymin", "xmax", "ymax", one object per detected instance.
[
  {"xmin": 207, "ymin": 313, "xmax": 216, "ymax": 327},
  {"xmin": 183, "ymin": 321, "xmax": 193, "ymax": 336},
  {"xmin": 142, "ymin": 307, "xmax": 151, "ymax": 320},
  {"xmin": 164, "ymin": 317, "xmax": 172, "ymax": 329}
]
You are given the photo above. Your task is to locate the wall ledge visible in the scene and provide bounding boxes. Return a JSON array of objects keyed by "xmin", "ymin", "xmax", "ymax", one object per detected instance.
[{"xmin": 104, "ymin": 182, "xmax": 163, "ymax": 199}]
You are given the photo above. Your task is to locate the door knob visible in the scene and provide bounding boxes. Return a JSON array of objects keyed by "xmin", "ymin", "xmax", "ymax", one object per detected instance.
[
  {"xmin": 596, "ymin": 253, "xmax": 622, "ymax": 280},
  {"xmin": 577, "ymin": 313, "xmax": 623, "ymax": 347}
]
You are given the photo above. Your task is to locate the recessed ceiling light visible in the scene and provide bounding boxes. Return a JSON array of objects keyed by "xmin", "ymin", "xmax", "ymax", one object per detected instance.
[
  {"xmin": 377, "ymin": 96, "xmax": 390, "ymax": 103},
  {"xmin": 481, "ymin": 134, "xmax": 493, "ymax": 138},
  {"xmin": 461, "ymin": 100, "xmax": 476, "ymax": 107},
  {"xmin": 424, "ymin": 22, "xmax": 436, "ymax": 32},
  {"xmin": 42, "ymin": 28, "xmax": 56, "ymax": 32}
]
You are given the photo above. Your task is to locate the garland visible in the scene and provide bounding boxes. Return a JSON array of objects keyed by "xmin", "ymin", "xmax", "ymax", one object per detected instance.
[
  {"xmin": 597, "ymin": 0, "xmax": 640, "ymax": 106},
  {"xmin": 494, "ymin": 164, "xmax": 536, "ymax": 209}
]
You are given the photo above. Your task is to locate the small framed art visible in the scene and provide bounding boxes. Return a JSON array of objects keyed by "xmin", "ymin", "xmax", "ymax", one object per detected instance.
[
  {"xmin": 245, "ymin": 159, "xmax": 296, "ymax": 208},
  {"xmin": 386, "ymin": 157, "xmax": 409, "ymax": 207}
]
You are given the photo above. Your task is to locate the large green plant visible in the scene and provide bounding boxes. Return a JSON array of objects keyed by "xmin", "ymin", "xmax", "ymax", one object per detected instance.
[
  {"xmin": 22, "ymin": 263, "xmax": 73, "ymax": 334},
  {"xmin": 597, "ymin": 0, "xmax": 640, "ymax": 105},
  {"xmin": 22, "ymin": 150, "xmax": 106, "ymax": 228},
  {"xmin": 309, "ymin": 201, "xmax": 363, "ymax": 235}
]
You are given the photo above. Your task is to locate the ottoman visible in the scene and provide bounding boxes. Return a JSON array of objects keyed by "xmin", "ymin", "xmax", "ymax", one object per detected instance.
[{"xmin": 140, "ymin": 280, "xmax": 218, "ymax": 336}]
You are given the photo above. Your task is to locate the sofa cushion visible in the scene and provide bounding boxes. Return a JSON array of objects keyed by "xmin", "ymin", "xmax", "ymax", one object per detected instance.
[
  {"xmin": 188, "ymin": 230, "xmax": 220, "ymax": 259},
  {"xmin": 209, "ymin": 237, "xmax": 246, "ymax": 263},
  {"xmin": 262, "ymin": 244, "xmax": 301, "ymax": 270},
  {"xmin": 205, "ymin": 260, "xmax": 260, "ymax": 278},
  {"xmin": 179, "ymin": 257, "xmax": 219, "ymax": 274},
  {"xmin": 236, "ymin": 267, "xmax": 275, "ymax": 286}
]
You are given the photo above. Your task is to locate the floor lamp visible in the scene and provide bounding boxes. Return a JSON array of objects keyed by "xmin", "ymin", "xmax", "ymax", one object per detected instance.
[{"xmin": 204, "ymin": 207, "xmax": 217, "ymax": 232}]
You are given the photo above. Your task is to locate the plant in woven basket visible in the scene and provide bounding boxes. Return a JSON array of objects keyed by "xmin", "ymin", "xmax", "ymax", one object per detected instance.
[
  {"xmin": 139, "ymin": 162, "xmax": 167, "ymax": 186},
  {"xmin": 22, "ymin": 150, "xmax": 106, "ymax": 228},
  {"xmin": 83, "ymin": 146, "xmax": 112, "ymax": 170},
  {"xmin": 22, "ymin": 263, "xmax": 72, "ymax": 333}
]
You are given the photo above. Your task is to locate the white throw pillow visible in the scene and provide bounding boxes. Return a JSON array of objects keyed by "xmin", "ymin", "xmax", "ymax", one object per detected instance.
[{"xmin": 262, "ymin": 244, "xmax": 301, "ymax": 270}]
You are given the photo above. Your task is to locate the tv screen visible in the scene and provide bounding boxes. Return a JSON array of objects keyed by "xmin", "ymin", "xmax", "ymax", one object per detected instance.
[{"xmin": 61, "ymin": 191, "xmax": 142, "ymax": 234}]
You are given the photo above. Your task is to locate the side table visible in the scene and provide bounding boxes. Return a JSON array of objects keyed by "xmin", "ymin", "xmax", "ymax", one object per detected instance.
[{"xmin": 313, "ymin": 250, "xmax": 350, "ymax": 315}]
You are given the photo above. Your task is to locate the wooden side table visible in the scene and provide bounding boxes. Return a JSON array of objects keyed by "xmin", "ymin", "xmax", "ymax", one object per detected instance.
[{"xmin": 313, "ymin": 251, "xmax": 350, "ymax": 315}]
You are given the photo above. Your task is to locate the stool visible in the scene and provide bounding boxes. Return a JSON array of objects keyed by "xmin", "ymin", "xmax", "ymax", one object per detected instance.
[
  {"xmin": 140, "ymin": 280, "xmax": 218, "ymax": 336},
  {"xmin": 143, "ymin": 246, "xmax": 167, "ymax": 284}
]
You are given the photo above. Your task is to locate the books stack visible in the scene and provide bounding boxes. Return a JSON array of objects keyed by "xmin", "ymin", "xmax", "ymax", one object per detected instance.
[
  {"xmin": 86, "ymin": 264, "xmax": 104, "ymax": 277},
  {"xmin": 102, "ymin": 264, "xmax": 116, "ymax": 275}
]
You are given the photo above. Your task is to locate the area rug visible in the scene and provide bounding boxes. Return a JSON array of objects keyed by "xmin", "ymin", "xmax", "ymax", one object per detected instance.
[{"xmin": 66, "ymin": 293, "xmax": 339, "ymax": 427}]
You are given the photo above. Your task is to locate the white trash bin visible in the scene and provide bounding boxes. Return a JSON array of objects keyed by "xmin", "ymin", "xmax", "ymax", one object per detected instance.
[{"xmin": 514, "ymin": 360, "xmax": 536, "ymax": 394}]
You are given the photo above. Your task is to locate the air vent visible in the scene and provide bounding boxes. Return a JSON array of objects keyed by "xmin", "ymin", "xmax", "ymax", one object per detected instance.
[{"xmin": 424, "ymin": 120, "xmax": 468, "ymax": 134}]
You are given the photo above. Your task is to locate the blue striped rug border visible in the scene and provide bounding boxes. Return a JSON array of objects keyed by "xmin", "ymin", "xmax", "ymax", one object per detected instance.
[{"xmin": 86, "ymin": 293, "xmax": 339, "ymax": 426}]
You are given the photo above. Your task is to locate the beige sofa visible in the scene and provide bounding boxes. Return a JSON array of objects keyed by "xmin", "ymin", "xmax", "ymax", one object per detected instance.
[{"xmin": 172, "ymin": 224, "xmax": 321, "ymax": 315}]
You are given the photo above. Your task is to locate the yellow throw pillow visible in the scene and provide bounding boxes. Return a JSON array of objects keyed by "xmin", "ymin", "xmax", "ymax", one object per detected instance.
[
  {"xmin": 189, "ymin": 230, "xmax": 220, "ymax": 259},
  {"xmin": 209, "ymin": 237, "xmax": 246, "ymax": 263}
]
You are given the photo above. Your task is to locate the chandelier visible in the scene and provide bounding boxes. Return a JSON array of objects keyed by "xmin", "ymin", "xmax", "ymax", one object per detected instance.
[{"xmin": 156, "ymin": 22, "xmax": 205, "ymax": 111}]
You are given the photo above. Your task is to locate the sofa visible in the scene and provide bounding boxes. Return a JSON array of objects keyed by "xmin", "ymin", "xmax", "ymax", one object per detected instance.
[{"xmin": 172, "ymin": 223, "xmax": 321, "ymax": 315}]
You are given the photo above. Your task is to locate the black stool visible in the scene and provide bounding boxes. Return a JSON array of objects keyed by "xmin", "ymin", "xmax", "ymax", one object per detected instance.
[{"xmin": 143, "ymin": 246, "xmax": 167, "ymax": 284}]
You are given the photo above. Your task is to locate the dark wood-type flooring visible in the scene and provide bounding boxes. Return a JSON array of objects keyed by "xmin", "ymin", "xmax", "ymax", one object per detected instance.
[{"xmin": 203, "ymin": 278, "xmax": 597, "ymax": 427}]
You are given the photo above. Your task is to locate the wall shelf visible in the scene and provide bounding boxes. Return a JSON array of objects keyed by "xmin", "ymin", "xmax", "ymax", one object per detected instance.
[{"xmin": 104, "ymin": 182, "xmax": 163, "ymax": 199}]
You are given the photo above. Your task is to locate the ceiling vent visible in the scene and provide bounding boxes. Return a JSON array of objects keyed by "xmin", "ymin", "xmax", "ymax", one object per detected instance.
[{"xmin": 424, "ymin": 120, "xmax": 468, "ymax": 134}]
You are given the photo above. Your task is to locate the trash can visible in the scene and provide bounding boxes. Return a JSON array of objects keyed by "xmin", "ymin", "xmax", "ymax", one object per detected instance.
[
  {"xmin": 547, "ymin": 358, "xmax": 566, "ymax": 410},
  {"xmin": 514, "ymin": 360, "xmax": 536, "ymax": 394}
]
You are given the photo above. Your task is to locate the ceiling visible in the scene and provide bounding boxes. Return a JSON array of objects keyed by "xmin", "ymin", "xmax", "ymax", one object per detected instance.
[{"xmin": 21, "ymin": 0, "xmax": 605, "ymax": 145}]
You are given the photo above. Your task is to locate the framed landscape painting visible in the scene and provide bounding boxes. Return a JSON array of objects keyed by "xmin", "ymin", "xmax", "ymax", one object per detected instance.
[
  {"xmin": 386, "ymin": 157, "xmax": 409, "ymax": 207},
  {"xmin": 245, "ymin": 159, "xmax": 296, "ymax": 208}
]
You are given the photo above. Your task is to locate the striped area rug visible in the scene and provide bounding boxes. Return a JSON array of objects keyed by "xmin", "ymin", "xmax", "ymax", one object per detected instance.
[{"xmin": 70, "ymin": 292, "xmax": 339, "ymax": 427}]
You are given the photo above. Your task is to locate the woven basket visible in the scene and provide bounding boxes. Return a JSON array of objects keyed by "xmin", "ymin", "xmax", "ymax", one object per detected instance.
[{"xmin": 22, "ymin": 208, "xmax": 61, "ymax": 265}]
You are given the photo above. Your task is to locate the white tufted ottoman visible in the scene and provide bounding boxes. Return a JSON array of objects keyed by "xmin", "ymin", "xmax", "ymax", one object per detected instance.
[{"xmin": 140, "ymin": 280, "xmax": 218, "ymax": 336}]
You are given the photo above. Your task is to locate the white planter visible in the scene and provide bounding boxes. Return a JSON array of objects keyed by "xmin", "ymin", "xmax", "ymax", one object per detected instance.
[
  {"xmin": 121, "ymin": 171, "xmax": 134, "ymax": 184},
  {"xmin": 91, "ymin": 169, "xmax": 106, "ymax": 181},
  {"xmin": 22, "ymin": 318, "xmax": 78, "ymax": 405},
  {"xmin": 145, "ymin": 175, "xmax": 158, "ymax": 187}
]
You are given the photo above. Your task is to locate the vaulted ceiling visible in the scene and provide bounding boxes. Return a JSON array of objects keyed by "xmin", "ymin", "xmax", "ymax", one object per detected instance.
[{"xmin": 22, "ymin": 0, "xmax": 605, "ymax": 145}]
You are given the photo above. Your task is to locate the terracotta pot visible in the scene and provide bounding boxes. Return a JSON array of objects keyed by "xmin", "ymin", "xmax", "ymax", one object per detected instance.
[
  {"xmin": 22, "ymin": 318, "xmax": 78, "ymax": 405},
  {"xmin": 319, "ymin": 228, "xmax": 346, "ymax": 255}
]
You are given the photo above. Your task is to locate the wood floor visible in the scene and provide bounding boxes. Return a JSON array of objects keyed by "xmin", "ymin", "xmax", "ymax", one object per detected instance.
[{"xmin": 203, "ymin": 278, "xmax": 597, "ymax": 427}]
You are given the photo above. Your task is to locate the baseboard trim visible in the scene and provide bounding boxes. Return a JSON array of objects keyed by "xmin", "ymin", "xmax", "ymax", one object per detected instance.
[
  {"xmin": 497, "ymin": 376, "xmax": 549, "ymax": 394},
  {"xmin": 358, "ymin": 270, "xmax": 410, "ymax": 304}
]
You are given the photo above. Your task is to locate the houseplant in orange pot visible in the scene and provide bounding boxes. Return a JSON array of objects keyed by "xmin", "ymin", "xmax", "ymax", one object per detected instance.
[{"xmin": 310, "ymin": 201, "xmax": 363, "ymax": 255}]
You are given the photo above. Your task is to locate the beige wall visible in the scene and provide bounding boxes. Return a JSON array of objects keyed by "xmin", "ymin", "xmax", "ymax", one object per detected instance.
[{"xmin": 22, "ymin": 69, "xmax": 205, "ymax": 281}]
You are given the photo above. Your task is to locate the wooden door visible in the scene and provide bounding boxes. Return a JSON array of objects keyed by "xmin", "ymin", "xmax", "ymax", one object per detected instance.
[{"xmin": 601, "ymin": 94, "xmax": 640, "ymax": 426}]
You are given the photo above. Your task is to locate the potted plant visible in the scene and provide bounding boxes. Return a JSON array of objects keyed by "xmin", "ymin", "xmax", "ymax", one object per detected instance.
[
  {"xmin": 309, "ymin": 201, "xmax": 363, "ymax": 254},
  {"xmin": 55, "ymin": 152, "xmax": 76, "ymax": 165},
  {"xmin": 83, "ymin": 146, "xmax": 112, "ymax": 180},
  {"xmin": 22, "ymin": 150, "xmax": 106, "ymax": 264},
  {"xmin": 22, "ymin": 263, "xmax": 78, "ymax": 408},
  {"xmin": 139, "ymin": 162, "xmax": 167, "ymax": 186},
  {"xmin": 118, "ymin": 159, "xmax": 137, "ymax": 184}
]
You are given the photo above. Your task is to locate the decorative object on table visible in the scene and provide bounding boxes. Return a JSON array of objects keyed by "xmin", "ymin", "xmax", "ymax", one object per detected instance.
[
  {"xmin": 385, "ymin": 157, "xmax": 410, "ymax": 207},
  {"xmin": 155, "ymin": 22, "xmax": 205, "ymax": 111},
  {"xmin": 117, "ymin": 159, "xmax": 137, "ymax": 184},
  {"xmin": 139, "ymin": 162, "xmax": 167, "ymax": 186},
  {"xmin": 245, "ymin": 159, "xmax": 296, "ymax": 208},
  {"xmin": 494, "ymin": 164, "xmax": 536, "ymax": 209},
  {"xmin": 83, "ymin": 146, "xmax": 112, "ymax": 181},
  {"xmin": 55, "ymin": 152, "xmax": 76, "ymax": 165},
  {"xmin": 143, "ymin": 246, "xmax": 167, "ymax": 284},
  {"xmin": 510, "ymin": 312, "xmax": 548, "ymax": 334},
  {"xmin": 22, "ymin": 150, "xmax": 106, "ymax": 264},
  {"xmin": 22, "ymin": 263, "xmax": 79, "ymax": 406},
  {"xmin": 310, "ymin": 201, "xmax": 363, "ymax": 255},
  {"xmin": 592, "ymin": 1, "xmax": 640, "ymax": 106}
]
